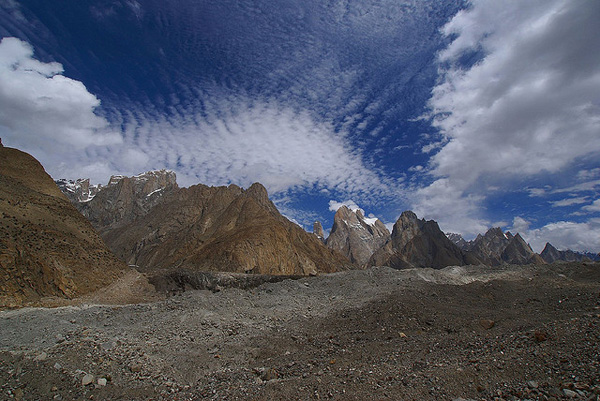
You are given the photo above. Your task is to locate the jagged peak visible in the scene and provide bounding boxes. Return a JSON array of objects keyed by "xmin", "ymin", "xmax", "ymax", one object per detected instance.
[
  {"xmin": 108, "ymin": 169, "xmax": 177, "ymax": 186},
  {"xmin": 313, "ymin": 221, "xmax": 325, "ymax": 239},
  {"xmin": 334, "ymin": 205, "xmax": 353, "ymax": 219},
  {"xmin": 541, "ymin": 242, "xmax": 557, "ymax": 253},
  {"xmin": 484, "ymin": 227, "xmax": 506, "ymax": 238},
  {"xmin": 399, "ymin": 210, "xmax": 418, "ymax": 221},
  {"xmin": 245, "ymin": 182, "xmax": 270, "ymax": 203}
]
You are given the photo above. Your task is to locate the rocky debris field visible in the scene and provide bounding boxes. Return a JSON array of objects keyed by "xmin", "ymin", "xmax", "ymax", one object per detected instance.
[{"xmin": 1, "ymin": 262, "xmax": 599, "ymax": 400}]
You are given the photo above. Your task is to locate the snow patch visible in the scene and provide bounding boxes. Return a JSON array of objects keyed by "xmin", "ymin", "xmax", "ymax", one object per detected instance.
[
  {"xmin": 363, "ymin": 217, "xmax": 378, "ymax": 226},
  {"xmin": 146, "ymin": 188, "xmax": 163, "ymax": 197}
]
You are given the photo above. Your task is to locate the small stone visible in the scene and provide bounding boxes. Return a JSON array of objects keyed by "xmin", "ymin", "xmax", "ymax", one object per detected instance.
[
  {"xmin": 399, "ymin": 332, "xmax": 407, "ymax": 338},
  {"xmin": 563, "ymin": 389, "xmax": 578, "ymax": 398},
  {"xmin": 82, "ymin": 374, "xmax": 94, "ymax": 386},
  {"xmin": 34, "ymin": 352, "xmax": 47, "ymax": 361},
  {"xmin": 54, "ymin": 363, "xmax": 62, "ymax": 370},
  {"xmin": 534, "ymin": 330, "xmax": 548, "ymax": 342},
  {"xmin": 129, "ymin": 364, "xmax": 142, "ymax": 373},
  {"xmin": 97, "ymin": 378, "xmax": 107, "ymax": 386},
  {"xmin": 479, "ymin": 319, "xmax": 495, "ymax": 329},
  {"xmin": 51, "ymin": 386, "xmax": 58, "ymax": 392},
  {"xmin": 528, "ymin": 380, "xmax": 539, "ymax": 389},
  {"xmin": 261, "ymin": 368, "xmax": 277, "ymax": 381}
]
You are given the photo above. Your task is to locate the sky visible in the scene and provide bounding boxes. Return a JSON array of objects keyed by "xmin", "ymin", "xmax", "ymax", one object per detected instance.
[{"xmin": 1, "ymin": 0, "xmax": 599, "ymax": 253}]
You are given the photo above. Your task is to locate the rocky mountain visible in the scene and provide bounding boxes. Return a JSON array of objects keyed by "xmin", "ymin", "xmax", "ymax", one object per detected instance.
[
  {"xmin": 370, "ymin": 211, "xmax": 479, "ymax": 269},
  {"xmin": 540, "ymin": 243, "xmax": 599, "ymax": 263},
  {"xmin": 313, "ymin": 221, "xmax": 325, "ymax": 242},
  {"xmin": 446, "ymin": 232, "xmax": 470, "ymax": 249},
  {"xmin": 64, "ymin": 172, "xmax": 348, "ymax": 275},
  {"xmin": 55, "ymin": 178, "xmax": 102, "ymax": 203},
  {"xmin": 0, "ymin": 146, "xmax": 127, "ymax": 308},
  {"xmin": 325, "ymin": 206, "xmax": 390, "ymax": 266},
  {"xmin": 500, "ymin": 233, "xmax": 546, "ymax": 265},
  {"xmin": 76, "ymin": 170, "xmax": 179, "ymax": 233},
  {"xmin": 456, "ymin": 228, "xmax": 544, "ymax": 266},
  {"xmin": 467, "ymin": 228, "xmax": 512, "ymax": 265}
]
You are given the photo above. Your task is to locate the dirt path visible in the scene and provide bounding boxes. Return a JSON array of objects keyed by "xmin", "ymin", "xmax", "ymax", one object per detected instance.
[{"xmin": 1, "ymin": 263, "xmax": 599, "ymax": 400}]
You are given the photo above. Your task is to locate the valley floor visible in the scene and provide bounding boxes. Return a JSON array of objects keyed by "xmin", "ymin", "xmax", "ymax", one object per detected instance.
[{"xmin": 1, "ymin": 263, "xmax": 599, "ymax": 400}]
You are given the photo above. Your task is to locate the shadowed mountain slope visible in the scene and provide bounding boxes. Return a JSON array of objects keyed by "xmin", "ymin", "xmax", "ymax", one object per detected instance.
[
  {"xmin": 0, "ymin": 146, "xmax": 127, "ymax": 308},
  {"xmin": 370, "ymin": 211, "xmax": 480, "ymax": 269}
]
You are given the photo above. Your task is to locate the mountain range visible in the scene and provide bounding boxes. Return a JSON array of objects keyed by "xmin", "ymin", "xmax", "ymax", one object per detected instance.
[
  {"xmin": 1, "ymin": 146, "xmax": 597, "ymax": 307},
  {"xmin": 54, "ymin": 167, "xmax": 600, "ymax": 275},
  {"xmin": 59, "ymin": 170, "xmax": 348, "ymax": 276}
]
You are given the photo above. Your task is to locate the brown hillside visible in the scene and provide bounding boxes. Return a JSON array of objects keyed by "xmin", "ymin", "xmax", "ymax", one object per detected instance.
[
  {"xmin": 91, "ymin": 180, "xmax": 349, "ymax": 275},
  {"xmin": 0, "ymin": 146, "xmax": 127, "ymax": 308}
]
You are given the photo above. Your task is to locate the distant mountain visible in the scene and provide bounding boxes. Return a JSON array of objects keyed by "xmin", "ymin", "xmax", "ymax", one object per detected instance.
[
  {"xmin": 0, "ymin": 146, "xmax": 127, "ymax": 308},
  {"xmin": 501, "ymin": 233, "xmax": 546, "ymax": 265},
  {"xmin": 370, "ymin": 211, "xmax": 480, "ymax": 269},
  {"xmin": 446, "ymin": 232, "xmax": 470, "ymax": 249},
  {"xmin": 540, "ymin": 243, "xmax": 599, "ymax": 263},
  {"xmin": 62, "ymin": 172, "xmax": 349, "ymax": 275},
  {"xmin": 325, "ymin": 206, "xmax": 390, "ymax": 266},
  {"xmin": 448, "ymin": 228, "xmax": 545, "ymax": 266},
  {"xmin": 55, "ymin": 178, "xmax": 102, "ymax": 203},
  {"xmin": 76, "ymin": 170, "xmax": 179, "ymax": 234},
  {"xmin": 469, "ymin": 228, "xmax": 512, "ymax": 265}
]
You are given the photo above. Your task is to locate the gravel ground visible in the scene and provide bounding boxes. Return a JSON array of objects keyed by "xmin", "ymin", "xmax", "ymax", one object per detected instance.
[{"xmin": 1, "ymin": 262, "xmax": 599, "ymax": 400}]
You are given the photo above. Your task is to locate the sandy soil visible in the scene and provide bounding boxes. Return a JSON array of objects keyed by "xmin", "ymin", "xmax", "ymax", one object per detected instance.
[{"xmin": 1, "ymin": 262, "xmax": 599, "ymax": 400}]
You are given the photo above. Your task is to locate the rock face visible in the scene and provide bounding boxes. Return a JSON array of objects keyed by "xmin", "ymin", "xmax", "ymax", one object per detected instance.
[
  {"xmin": 55, "ymin": 178, "xmax": 102, "ymax": 203},
  {"xmin": 326, "ymin": 206, "xmax": 390, "ymax": 266},
  {"xmin": 369, "ymin": 211, "xmax": 479, "ymax": 269},
  {"xmin": 446, "ymin": 233, "xmax": 470, "ymax": 250},
  {"xmin": 313, "ymin": 221, "xmax": 325, "ymax": 242},
  {"xmin": 500, "ymin": 233, "xmax": 545, "ymax": 265},
  {"xmin": 67, "ymin": 173, "xmax": 348, "ymax": 275},
  {"xmin": 77, "ymin": 170, "xmax": 179, "ymax": 233},
  {"xmin": 465, "ymin": 228, "xmax": 544, "ymax": 266},
  {"xmin": 540, "ymin": 243, "xmax": 598, "ymax": 263},
  {"xmin": 0, "ymin": 147, "xmax": 127, "ymax": 308},
  {"xmin": 468, "ymin": 228, "xmax": 512, "ymax": 265}
]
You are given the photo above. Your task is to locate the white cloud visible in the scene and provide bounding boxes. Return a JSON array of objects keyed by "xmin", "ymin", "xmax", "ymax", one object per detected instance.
[
  {"xmin": 0, "ymin": 36, "xmax": 398, "ymax": 199},
  {"xmin": 577, "ymin": 168, "xmax": 600, "ymax": 181},
  {"xmin": 510, "ymin": 216, "xmax": 530, "ymax": 234},
  {"xmin": 408, "ymin": 165, "xmax": 424, "ymax": 173},
  {"xmin": 130, "ymin": 95, "xmax": 396, "ymax": 200},
  {"xmin": 413, "ymin": 0, "xmax": 600, "ymax": 236},
  {"xmin": 551, "ymin": 197, "xmax": 589, "ymax": 207},
  {"xmin": 510, "ymin": 216, "xmax": 600, "ymax": 253},
  {"xmin": 582, "ymin": 199, "xmax": 600, "ymax": 213},
  {"xmin": 328, "ymin": 199, "xmax": 362, "ymax": 213},
  {"xmin": 0, "ymin": 37, "xmax": 121, "ymax": 152},
  {"xmin": 412, "ymin": 178, "xmax": 489, "ymax": 238}
]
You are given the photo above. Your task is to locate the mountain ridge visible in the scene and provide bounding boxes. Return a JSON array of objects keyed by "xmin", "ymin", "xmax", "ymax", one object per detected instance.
[{"xmin": 63, "ymin": 172, "xmax": 350, "ymax": 276}]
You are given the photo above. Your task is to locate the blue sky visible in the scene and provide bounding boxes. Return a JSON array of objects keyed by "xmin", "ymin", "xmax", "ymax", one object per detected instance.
[{"xmin": 1, "ymin": 0, "xmax": 599, "ymax": 252}]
